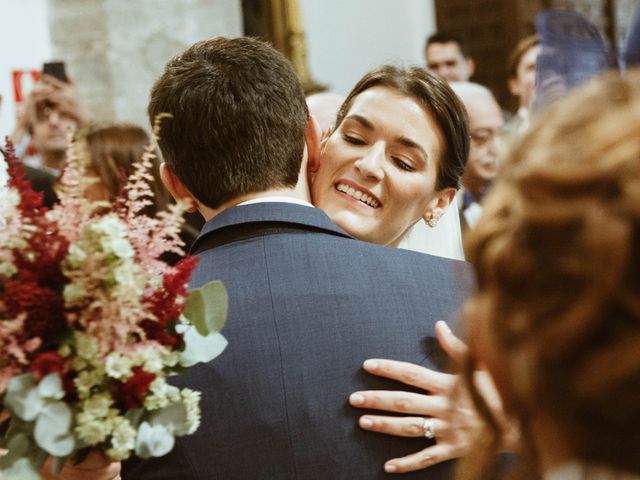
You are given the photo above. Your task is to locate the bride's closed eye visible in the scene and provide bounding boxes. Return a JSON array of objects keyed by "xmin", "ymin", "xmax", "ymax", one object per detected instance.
[
  {"xmin": 393, "ymin": 157, "xmax": 415, "ymax": 172},
  {"xmin": 342, "ymin": 133, "xmax": 366, "ymax": 145}
]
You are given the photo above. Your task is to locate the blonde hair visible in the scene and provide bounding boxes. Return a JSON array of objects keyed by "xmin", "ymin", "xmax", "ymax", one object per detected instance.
[{"xmin": 460, "ymin": 69, "xmax": 640, "ymax": 478}]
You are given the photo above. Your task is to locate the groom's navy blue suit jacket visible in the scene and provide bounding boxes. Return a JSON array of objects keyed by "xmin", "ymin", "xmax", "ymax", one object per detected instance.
[{"xmin": 123, "ymin": 202, "xmax": 474, "ymax": 480}]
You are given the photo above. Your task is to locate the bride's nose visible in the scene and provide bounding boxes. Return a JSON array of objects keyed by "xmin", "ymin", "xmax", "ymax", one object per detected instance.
[{"xmin": 354, "ymin": 143, "xmax": 385, "ymax": 180}]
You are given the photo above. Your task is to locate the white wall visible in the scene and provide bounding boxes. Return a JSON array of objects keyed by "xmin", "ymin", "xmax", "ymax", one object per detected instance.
[
  {"xmin": 300, "ymin": 0, "xmax": 436, "ymax": 95},
  {"xmin": 0, "ymin": 0, "xmax": 52, "ymax": 138}
]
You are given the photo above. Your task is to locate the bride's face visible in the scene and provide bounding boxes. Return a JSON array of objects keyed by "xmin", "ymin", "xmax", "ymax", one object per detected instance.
[{"xmin": 312, "ymin": 86, "xmax": 447, "ymax": 246}]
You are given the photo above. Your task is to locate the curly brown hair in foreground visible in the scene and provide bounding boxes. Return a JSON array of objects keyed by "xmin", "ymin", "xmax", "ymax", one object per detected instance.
[{"xmin": 458, "ymin": 70, "xmax": 640, "ymax": 479}]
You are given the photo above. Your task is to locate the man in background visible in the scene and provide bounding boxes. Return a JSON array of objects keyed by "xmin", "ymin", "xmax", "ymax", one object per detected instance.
[
  {"xmin": 425, "ymin": 32, "xmax": 475, "ymax": 82},
  {"xmin": 451, "ymin": 82, "xmax": 504, "ymax": 232},
  {"xmin": 10, "ymin": 74, "xmax": 89, "ymax": 205}
]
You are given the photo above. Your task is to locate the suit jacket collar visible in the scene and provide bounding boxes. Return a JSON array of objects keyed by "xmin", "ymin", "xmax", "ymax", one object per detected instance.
[{"xmin": 191, "ymin": 202, "xmax": 352, "ymax": 253}]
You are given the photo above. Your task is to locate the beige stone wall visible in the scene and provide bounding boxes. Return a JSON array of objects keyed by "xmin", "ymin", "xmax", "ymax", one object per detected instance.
[{"xmin": 48, "ymin": 0, "xmax": 242, "ymax": 128}]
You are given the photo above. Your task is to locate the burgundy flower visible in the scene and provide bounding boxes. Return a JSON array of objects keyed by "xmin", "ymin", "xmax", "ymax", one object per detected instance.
[
  {"xmin": 140, "ymin": 319, "xmax": 182, "ymax": 348},
  {"xmin": 115, "ymin": 367, "xmax": 156, "ymax": 410},
  {"xmin": 31, "ymin": 351, "xmax": 66, "ymax": 380},
  {"xmin": 3, "ymin": 280, "xmax": 67, "ymax": 340}
]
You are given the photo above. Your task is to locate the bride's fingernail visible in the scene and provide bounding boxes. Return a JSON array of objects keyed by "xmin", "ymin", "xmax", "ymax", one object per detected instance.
[
  {"xmin": 349, "ymin": 393, "xmax": 365, "ymax": 405},
  {"xmin": 385, "ymin": 463, "xmax": 398, "ymax": 473},
  {"xmin": 438, "ymin": 320, "xmax": 451, "ymax": 333},
  {"xmin": 363, "ymin": 359, "xmax": 378, "ymax": 371},
  {"xmin": 359, "ymin": 416, "xmax": 373, "ymax": 429}
]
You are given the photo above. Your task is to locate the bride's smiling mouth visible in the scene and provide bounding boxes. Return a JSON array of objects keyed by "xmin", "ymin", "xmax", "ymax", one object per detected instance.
[{"xmin": 334, "ymin": 181, "xmax": 381, "ymax": 208}]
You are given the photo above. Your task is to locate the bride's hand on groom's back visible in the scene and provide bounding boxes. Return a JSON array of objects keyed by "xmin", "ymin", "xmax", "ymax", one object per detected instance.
[{"xmin": 348, "ymin": 321, "xmax": 490, "ymax": 474}]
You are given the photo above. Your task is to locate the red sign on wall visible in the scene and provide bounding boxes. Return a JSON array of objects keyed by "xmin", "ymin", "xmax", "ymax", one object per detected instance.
[{"xmin": 12, "ymin": 70, "xmax": 41, "ymax": 103}]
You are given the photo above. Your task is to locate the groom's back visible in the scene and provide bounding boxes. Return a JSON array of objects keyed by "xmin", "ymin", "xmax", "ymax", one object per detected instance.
[{"xmin": 124, "ymin": 203, "xmax": 473, "ymax": 480}]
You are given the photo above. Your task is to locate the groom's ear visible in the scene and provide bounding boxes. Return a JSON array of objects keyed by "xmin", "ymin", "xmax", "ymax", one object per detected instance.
[
  {"xmin": 160, "ymin": 163, "xmax": 198, "ymax": 213},
  {"xmin": 306, "ymin": 115, "xmax": 322, "ymax": 175}
]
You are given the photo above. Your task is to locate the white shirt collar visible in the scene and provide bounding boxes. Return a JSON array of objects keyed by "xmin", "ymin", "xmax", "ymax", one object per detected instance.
[{"xmin": 237, "ymin": 196, "xmax": 314, "ymax": 208}]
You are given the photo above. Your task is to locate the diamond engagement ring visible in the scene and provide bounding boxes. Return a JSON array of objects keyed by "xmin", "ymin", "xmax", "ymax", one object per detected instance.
[{"xmin": 422, "ymin": 418, "xmax": 436, "ymax": 439}]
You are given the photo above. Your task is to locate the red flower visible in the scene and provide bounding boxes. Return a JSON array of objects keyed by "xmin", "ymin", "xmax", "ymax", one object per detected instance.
[
  {"xmin": 144, "ymin": 256, "xmax": 198, "ymax": 327},
  {"xmin": 31, "ymin": 351, "xmax": 66, "ymax": 380},
  {"xmin": 140, "ymin": 319, "xmax": 182, "ymax": 348},
  {"xmin": 115, "ymin": 367, "xmax": 156, "ymax": 410},
  {"xmin": 4, "ymin": 138, "xmax": 46, "ymax": 215},
  {"xmin": 3, "ymin": 280, "xmax": 67, "ymax": 341}
]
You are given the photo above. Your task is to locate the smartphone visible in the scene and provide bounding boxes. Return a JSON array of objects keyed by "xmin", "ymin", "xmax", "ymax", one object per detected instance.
[{"xmin": 42, "ymin": 61, "xmax": 68, "ymax": 82}]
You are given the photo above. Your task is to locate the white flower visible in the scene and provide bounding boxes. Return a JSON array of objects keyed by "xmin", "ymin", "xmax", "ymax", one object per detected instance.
[
  {"xmin": 105, "ymin": 353, "xmax": 133, "ymax": 379},
  {"xmin": 75, "ymin": 415, "xmax": 110, "ymax": 445},
  {"xmin": 105, "ymin": 236, "xmax": 135, "ymax": 259},
  {"xmin": 81, "ymin": 393, "xmax": 113, "ymax": 418},
  {"xmin": 58, "ymin": 344, "xmax": 72, "ymax": 358},
  {"xmin": 133, "ymin": 345, "xmax": 166, "ymax": 375},
  {"xmin": 145, "ymin": 378, "xmax": 181, "ymax": 410},
  {"xmin": 90, "ymin": 215, "xmax": 135, "ymax": 259},
  {"xmin": 181, "ymin": 388, "xmax": 202, "ymax": 435},
  {"xmin": 90, "ymin": 215, "xmax": 127, "ymax": 237},
  {"xmin": 107, "ymin": 416, "xmax": 136, "ymax": 461},
  {"xmin": 74, "ymin": 370, "xmax": 103, "ymax": 399},
  {"xmin": 0, "ymin": 188, "xmax": 20, "ymax": 220},
  {"xmin": 63, "ymin": 282, "xmax": 86, "ymax": 303},
  {"xmin": 66, "ymin": 243, "xmax": 87, "ymax": 268},
  {"xmin": 113, "ymin": 262, "xmax": 140, "ymax": 290},
  {"xmin": 0, "ymin": 261, "xmax": 17, "ymax": 278},
  {"xmin": 75, "ymin": 332, "xmax": 99, "ymax": 360}
]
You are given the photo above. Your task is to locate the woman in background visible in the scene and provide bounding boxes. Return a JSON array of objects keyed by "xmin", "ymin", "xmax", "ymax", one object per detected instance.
[
  {"xmin": 78, "ymin": 123, "xmax": 199, "ymax": 261},
  {"xmin": 460, "ymin": 70, "xmax": 640, "ymax": 479},
  {"xmin": 79, "ymin": 123, "xmax": 170, "ymax": 212}
]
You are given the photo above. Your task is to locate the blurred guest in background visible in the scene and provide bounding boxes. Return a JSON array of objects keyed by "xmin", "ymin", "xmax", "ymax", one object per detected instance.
[
  {"xmin": 504, "ymin": 35, "xmax": 540, "ymax": 136},
  {"xmin": 450, "ymin": 82, "xmax": 504, "ymax": 233},
  {"xmin": 425, "ymin": 33, "xmax": 475, "ymax": 83},
  {"xmin": 12, "ymin": 74, "xmax": 89, "ymax": 175},
  {"xmin": 10, "ymin": 74, "xmax": 89, "ymax": 206},
  {"xmin": 306, "ymin": 91, "xmax": 345, "ymax": 133}
]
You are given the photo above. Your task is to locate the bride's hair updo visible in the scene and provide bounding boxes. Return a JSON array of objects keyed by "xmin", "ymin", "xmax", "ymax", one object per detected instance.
[{"xmin": 461, "ymin": 69, "xmax": 640, "ymax": 478}]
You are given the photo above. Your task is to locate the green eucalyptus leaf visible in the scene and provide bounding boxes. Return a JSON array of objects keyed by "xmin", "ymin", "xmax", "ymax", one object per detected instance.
[
  {"xmin": 125, "ymin": 408, "xmax": 145, "ymax": 428},
  {"xmin": 4, "ymin": 373, "xmax": 43, "ymax": 421},
  {"xmin": 34, "ymin": 401, "xmax": 75, "ymax": 457},
  {"xmin": 150, "ymin": 402, "xmax": 189, "ymax": 436},
  {"xmin": 37, "ymin": 373, "xmax": 65, "ymax": 400},
  {"xmin": 179, "ymin": 329, "xmax": 228, "ymax": 368},
  {"xmin": 0, "ymin": 432, "xmax": 32, "ymax": 465},
  {"xmin": 0, "ymin": 457, "xmax": 41, "ymax": 480},
  {"xmin": 135, "ymin": 422, "xmax": 175, "ymax": 458},
  {"xmin": 183, "ymin": 280, "xmax": 228, "ymax": 336}
]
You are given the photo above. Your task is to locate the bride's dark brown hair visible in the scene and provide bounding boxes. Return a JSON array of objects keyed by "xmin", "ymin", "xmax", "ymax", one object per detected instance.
[{"xmin": 457, "ymin": 70, "xmax": 640, "ymax": 479}]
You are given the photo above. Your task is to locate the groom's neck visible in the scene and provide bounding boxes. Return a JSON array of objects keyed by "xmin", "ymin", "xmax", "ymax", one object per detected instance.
[{"xmin": 198, "ymin": 187, "xmax": 311, "ymax": 222}]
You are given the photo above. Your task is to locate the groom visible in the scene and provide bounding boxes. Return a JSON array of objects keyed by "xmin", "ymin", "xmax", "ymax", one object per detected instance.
[{"xmin": 123, "ymin": 37, "xmax": 472, "ymax": 479}]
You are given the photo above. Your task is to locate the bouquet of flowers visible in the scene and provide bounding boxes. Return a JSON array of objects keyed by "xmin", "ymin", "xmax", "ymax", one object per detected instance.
[{"xmin": 0, "ymin": 124, "xmax": 227, "ymax": 478}]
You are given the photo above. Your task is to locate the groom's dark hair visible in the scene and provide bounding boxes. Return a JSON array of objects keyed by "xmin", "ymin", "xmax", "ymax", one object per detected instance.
[{"xmin": 148, "ymin": 37, "xmax": 308, "ymax": 209}]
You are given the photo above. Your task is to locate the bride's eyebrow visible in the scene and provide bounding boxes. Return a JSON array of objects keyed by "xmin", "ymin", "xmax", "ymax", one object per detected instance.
[
  {"xmin": 344, "ymin": 114, "xmax": 374, "ymax": 130},
  {"xmin": 396, "ymin": 136, "xmax": 429, "ymax": 163}
]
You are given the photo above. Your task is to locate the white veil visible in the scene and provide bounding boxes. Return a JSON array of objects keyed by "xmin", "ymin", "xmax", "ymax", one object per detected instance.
[{"xmin": 398, "ymin": 195, "xmax": 465, "ymax": 260}]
